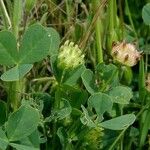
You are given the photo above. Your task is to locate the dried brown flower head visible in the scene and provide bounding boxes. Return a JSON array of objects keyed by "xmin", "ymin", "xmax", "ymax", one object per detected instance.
[{"xmin": 111, "ymin": 41, "xmax": 142, "ymax": 67}]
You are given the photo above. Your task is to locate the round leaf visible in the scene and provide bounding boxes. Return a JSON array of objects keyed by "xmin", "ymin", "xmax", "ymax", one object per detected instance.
[
  {"xmin": 19, "ymin": 24, "xmax": 57, "ymax": 64},
  {"xmin": 88, "ymin": 92, "xmax": 113, "ymax": 117},
  {"xmin": 108, "ymin": 86, "xmax": 133, "ymax": 104},
  {"xmin": 0, "ymin": 31, "xmax": 18, "ymax": 65},
  {"xmin": 142, "ymin": 3, "xmax": 150, "ymax": 25},
  {"xmin": 6, "ymin": 105, "xmax": 40, "ymax": 141}
]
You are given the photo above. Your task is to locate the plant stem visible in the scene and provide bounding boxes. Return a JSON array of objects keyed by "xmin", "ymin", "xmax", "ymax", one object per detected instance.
[
  {"xmin": 108, "ymin": 127, "xmax": 128, "ymax": 150},
  {"xmin": 125, "ymin": 0, "xmax": 137, "ymax": 38},
  {"xmin": 139, "ymin": 108, "xmax": 150, "ymax": 149},
  {"xmin": 12, "ymin": 0, "xmax": 22, "ymax": 38},
  {"xmin": 92, "ymin": 0, "xmax": 103, "ymax": 64},
  {"xmin": 7, "ymin": 81, "xmax": 20, "ymax": 111},
  {"xmin": 8, "ymin": 0, "xmax": 23, "ymax": 111},
  {"xmin": 65, "ymin": 0, "xmax": 71, "ymax": 23},
  {"xmin": 139, "ymin": 57, "xmax": 146, "ymax": 104},
  {"xmin": 0, "ymin": 0, "xmax": 12, "ymax": 29},
  {"xmin": 107, "ymin": 0, "xmax": 117, "ymax": 53}
]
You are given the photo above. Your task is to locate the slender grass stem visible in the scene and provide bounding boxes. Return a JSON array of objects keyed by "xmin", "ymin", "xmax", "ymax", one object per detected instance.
[
  {"xmin": 92, "ymin": 0, "xmax": 103, "ymax": 64},
  {"xmin": 108, "ymin": 127, "xmax": 128, "ymax": 150},
  {"xmin": 0, "ymin": 0, "xmax": 12, "ymax": 29},
  {"xmin": 106, "ymin": 0, "xmax": 117, "ymax": 53},
  {"xmin": 139, "ymin": 108, "xmax": 150, "ymax": 149},
  {"xmin": 79, "ymin": 0, "xmax": 107, "ymax": 50},
  {"xmin": 125, "ymin": 0, "xmax": 138, "ymax": 38},
  {"xmin": 12, "ymin": 0, "xmax": 22, "ymax": 38}
]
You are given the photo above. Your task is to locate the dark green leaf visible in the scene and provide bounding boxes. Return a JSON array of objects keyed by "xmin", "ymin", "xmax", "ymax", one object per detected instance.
[
  {"xmin": 10, "ymin": 143, "xmax": 39, "ymax": 150},
  {"xmin": 46, "ymin": 27, "xmax": 60, "ymax": 55},
  {"xmin": 0, "ymin": 128, "xmax": 9, "ymax": 150},
  {"xmin": 64, "ymin": 65, "xmax": 86, "ymax": 86},
  {"xmin": 142, "ymin": 3, "xmax": 150, "ymax": 25},
  {"xmin": 19, "ymin": 24, "xmax": 53, "ymax": 63},
  {"xmin": 0, "ymin": 31, "xmax": 18, "ymax": 65},
  {"xmin": 1, "ymin": 64, "xmax": 33, "ymax": 81},
  {"xmin": 88, "ymin": 92, "xmax": 113, "ymax": 121},
  {"xmin": 96, "ymin": 63, "xmax": 119, "ymax": 87},
  {"xmin": 81, "ymin": 69, "xmax": 98, "ymax": 94},
  {"xmin": 0, "ymin": 101, "xmax": 7, "ymax": 126},
  {"xmin": 55, "ymin": 99, "xmax": 72, "ymax": 120},
  {"xmin": 6, "ymin": 105, "xmax": 40, "ymax": 141},
  {"xmin": 19, "ymin": 130, "xmax": 40, "ymax": 149}
]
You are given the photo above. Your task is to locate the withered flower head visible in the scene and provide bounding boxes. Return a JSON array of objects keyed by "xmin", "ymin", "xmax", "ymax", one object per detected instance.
[{"xmin": 111, "ymin": 41, "xmax": 142, "ymax": 67}]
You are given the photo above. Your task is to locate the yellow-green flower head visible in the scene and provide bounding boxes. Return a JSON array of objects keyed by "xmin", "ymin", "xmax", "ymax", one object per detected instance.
[
  {"xmin": 57, "ymin": 40, "xmax": 84, "ymax": 70},
  {"xmin": 84, "ymin": 126, "xmax": 104, "ymax": 150},
  {"xmin": 111, "ymin": 41, "xmax": 141, "ymax": 67}
]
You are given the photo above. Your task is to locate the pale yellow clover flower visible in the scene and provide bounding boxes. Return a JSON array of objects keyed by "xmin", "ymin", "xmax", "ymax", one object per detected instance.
[{"xmin": 57, "ymin": 40, "xmax": 84, "ymax": 70}]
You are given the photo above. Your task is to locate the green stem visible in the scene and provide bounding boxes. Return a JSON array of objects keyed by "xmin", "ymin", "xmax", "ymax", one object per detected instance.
[
  {"xmin": 92, "ymin": 0, "xmax": 103, "ymax": 64},
  {"xmin": 139, "ymin": 57, "xmax": 146, "ymax": 104},
  {"xmin": 0, "ymin": 0, "xmax": 12, "ymax": 29},
  {"xmin": 118, "ymin": 0, "xmax": 124, "ymax": 39},
  {"xmin": 7, "ymin": 81, "xmax": 20, "ymax": 111},
  {"xmin": 8, "ymin": 0, "xmax": 23, "ymax": 111},
  {"xmin": 125, "ymin": 0, "xmax": 137, "ymax": 38},
  {"xmin": 107, "ymin": 0, "xmax": 117, "ymax": 53},
  {"xmin": 139, "ymin": 108, "xmax": 150, "ymax": 149},
  {"xmin": 52, "ymin": 85, "xmax": 62, "ymax": 150},
  {"xmin": 109, "ymin": 127, "xmax": 128, "ymax": 150},
  {"xmin": 12, "ymin": 0, "xmax": 22, "ymax": 38},
  {"xmin": 65, "ymin": 0, "xmax": 71, "ymax": 23}
]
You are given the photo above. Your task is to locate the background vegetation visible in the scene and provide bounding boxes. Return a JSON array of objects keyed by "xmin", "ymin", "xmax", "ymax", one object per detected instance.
[{"xmin": 0, "ymin": 0, "xmax": 150, "ymax": 150}]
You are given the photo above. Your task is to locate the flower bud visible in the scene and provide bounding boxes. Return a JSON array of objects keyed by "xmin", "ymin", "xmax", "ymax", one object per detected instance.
[
  {"xmin": 57, "ymin": 40, "xmax": 84, "ymax": 70},
  {"xmin": 83, "ymin": 126, "xmax": 104, "ymax": 149},
  {"xmin": 111, "ymin": 41, "xmax": 141, "ymax": 67}
]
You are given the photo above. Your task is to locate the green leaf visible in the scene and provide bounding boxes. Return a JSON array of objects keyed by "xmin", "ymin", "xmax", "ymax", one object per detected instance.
[
  {"xmin": 6, "ymin": 105, "xmax": 40, "ymax": 141},
  {"xmin": 64, "ymin": 65, "xmax": 86, "ymax": 86},
  {"xmin": 80, "ymin": 105, "xmax": 96, "ymax": 127},
  {"xmin": 57, "ymin": 127, "xmax": 68, "ymax": 148},
  {"xmin": 0, "ymin": 101, "xmax": 7, "ymax": 126},
  {"xmin": 10, "ymin": 143, "xmax": 39, "ymax": 150},
  {"xmin": 81, "ymin": 69, "xmax": 98, "ymax": 94},
  {"xmin": 0, "ymin": 31, "xmax": 18, "ymax": 65},
  {"xmin": 1, "ymin": 64, "xmax": 33, "ymax": 81},
  {"xmin": 46, "ymin": 27, "xmax": 60, "ymax": 56},
  {"xmin": 100, "ymin": 114, "xmax": 136, "ymax": 130},
  {"xmin": 60, "ymin": 85, "xmax": 88, "ymax": 109},
  {"xmin": 19, "ymin": 130, "xmax": 40, "ymax": 149},
  {"xmin": 54, "ymin": 99, "xmax": 72, "ymax": 120},
  {"xmin": 19, "ymin": 24, "xmax": 53, "ymax": 64},
  {"xmin": 108, "ymin": 86, "xmax": 133, "ymax": 104},
  {"xmin": 96, "ymin": 63, "xmax": 119, "ymax": 87},
  {"xmin": 25, "ymin": 0, "xmax": 37, "ymax": 12},
  {"xmin": 88, "ymin": 92, "xmax": 113, "ymax": 121},
  {"xmin": 142, "ymin": 3, "xmax": 150, "ymax": 25},
  {"xmin": 0, "ymin": 128, "xmax": 9, "ymax": 150}
]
